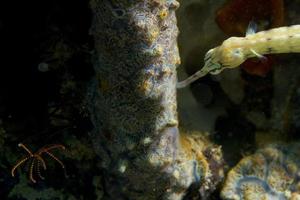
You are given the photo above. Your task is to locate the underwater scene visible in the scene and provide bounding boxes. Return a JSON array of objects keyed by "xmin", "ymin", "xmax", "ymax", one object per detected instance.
[{"xmin": 1, "ymin": 0, "xmax": 300, "ymax": 199}]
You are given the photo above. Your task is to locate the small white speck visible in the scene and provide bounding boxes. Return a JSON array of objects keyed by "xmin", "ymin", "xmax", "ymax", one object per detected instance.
[
  {"xmin": 284, "ymin": 190, "xmax": 291, "ymax": 198},
  {"xmin": 143, "ymin": 137, "xmax": 152, "ymax": 145},
  {"xmin": 118, "ymin": 162, "xmax": 127, "ymax": 173},
  {"xmin": 38, "ymin": 62, "xmax": 49, "ymax": 72},
  {"xmin": 119, "ymin": 165, "xmax": 126, "ymax": 173},
  {"xmin": 173, "ymin": 169, "xmax": 180, "ymax": 179}
]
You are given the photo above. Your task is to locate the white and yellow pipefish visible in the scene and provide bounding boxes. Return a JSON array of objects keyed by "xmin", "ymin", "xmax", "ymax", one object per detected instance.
[{"xmin": 177, "ymin": 23, "xmax": 300, "ymax": 89}]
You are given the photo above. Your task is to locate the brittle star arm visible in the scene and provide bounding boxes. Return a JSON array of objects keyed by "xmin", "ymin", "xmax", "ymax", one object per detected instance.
[
  {"xmin": 44, "ymin": 151, "xmax": 65, "ymax": 169},
  {"xmin": 40, "ymin": 144, "xmax": 66, "ymax": 152},
  {"xmin": 18, "ymin": 143, "xmax": 33, "ymax": 156},
  {"xmin": 36, "ymin": 158, "xmax": 45, "ymax": 180},
  {"xmin": 29, "ymin": 158, "xmax": 37, "ymax": 183},
  {"xmin": 36, "ymin": 154, "xmax": 47, "ymax": 170},
  {"xmin": 11, "ymin": 156, "xmax": 30, "ymax": 177},
  {"xmin": 44, "ymin": 151, "xmax": 67, "ymax": 177}
]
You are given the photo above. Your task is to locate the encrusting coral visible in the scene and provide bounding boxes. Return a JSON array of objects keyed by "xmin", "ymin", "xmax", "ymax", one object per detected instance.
[
  {"xmin": 221, "ymin": 143, "xmax": 300, "ymax": 200},
  {"xmin": 180, "ymin": 131, "xmax": 224, "ymax": 198},
  {"xmin": 88, "ymin": 0, "xmax": 224, "ymax": 199}
]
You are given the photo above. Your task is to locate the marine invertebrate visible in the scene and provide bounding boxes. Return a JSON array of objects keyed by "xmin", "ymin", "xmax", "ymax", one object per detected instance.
[
  {"xmin": 221, "ymin": 143, "xmax": 300, "ymax": 200},
  {"xmin": 88, "ymin": 0, "xmax": 224, "ymax": 199},
  {"xmin": 11, "ymin": 143, "xmax": 66, "ymax": 183},
  {"xmin": 180, "ymin": 132, "xmax": 224, "ymax": 198},
  {"xmin": 177, "ymin": 24, "xmax": 300, "ymax": 88}
]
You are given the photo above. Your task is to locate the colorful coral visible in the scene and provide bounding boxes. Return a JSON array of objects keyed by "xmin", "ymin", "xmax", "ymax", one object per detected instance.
[{"xmin": 221, "ymin": 143, "xmax": 300, "ymax": 200}]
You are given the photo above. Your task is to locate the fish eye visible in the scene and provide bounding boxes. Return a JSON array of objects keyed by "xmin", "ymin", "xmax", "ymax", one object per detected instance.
[{"xmin": 232, "ymin": 48, "xmax": 242, "ymax": 57}]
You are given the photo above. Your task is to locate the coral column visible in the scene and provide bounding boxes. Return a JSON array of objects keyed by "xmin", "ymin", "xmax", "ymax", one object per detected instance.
[{"xmin": 88, "ymin": 0, "xmax": 221, "ymax": 199}]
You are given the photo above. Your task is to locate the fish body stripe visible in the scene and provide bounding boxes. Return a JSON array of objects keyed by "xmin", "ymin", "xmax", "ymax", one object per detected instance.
[
  {"xmin": 246, "ymin": 26, "xmax": 300, "ymax": 54},
  {"xmin": 177, "ymin": 25, "xmax": 300, "ymax": 88},
  {"xmin": 214, "ymin": 25, "xmax": 300, "ymax": 69},
  {"xmin": 234, "ymin": 25, "xmax": 300, "ymax": 56}
]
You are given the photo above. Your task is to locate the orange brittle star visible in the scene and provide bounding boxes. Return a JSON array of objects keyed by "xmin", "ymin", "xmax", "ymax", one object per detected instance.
[{"xmin": 11, "ymin": 143, "xmax": 66, "ymax": 183}]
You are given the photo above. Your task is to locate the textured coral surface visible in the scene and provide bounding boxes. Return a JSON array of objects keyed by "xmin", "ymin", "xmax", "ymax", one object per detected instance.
[
  {"xmin": 222, "ymin": 143, "xmax": 300, "ymax": 200},
  {"xmin": 88, "ymin": 0, "xmax": 223, "ymax": 199}
]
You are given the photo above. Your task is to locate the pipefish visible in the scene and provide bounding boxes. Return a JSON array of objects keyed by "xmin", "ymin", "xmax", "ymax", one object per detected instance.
[{"xmin": 177, "ymin": 23, "xmax": 300, "ymax": 88}]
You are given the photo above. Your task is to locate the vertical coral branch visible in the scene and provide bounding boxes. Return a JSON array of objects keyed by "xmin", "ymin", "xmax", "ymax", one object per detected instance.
[{"xmin": 88, "ymin": 0, "xmax": 223, "ymax": 199}]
